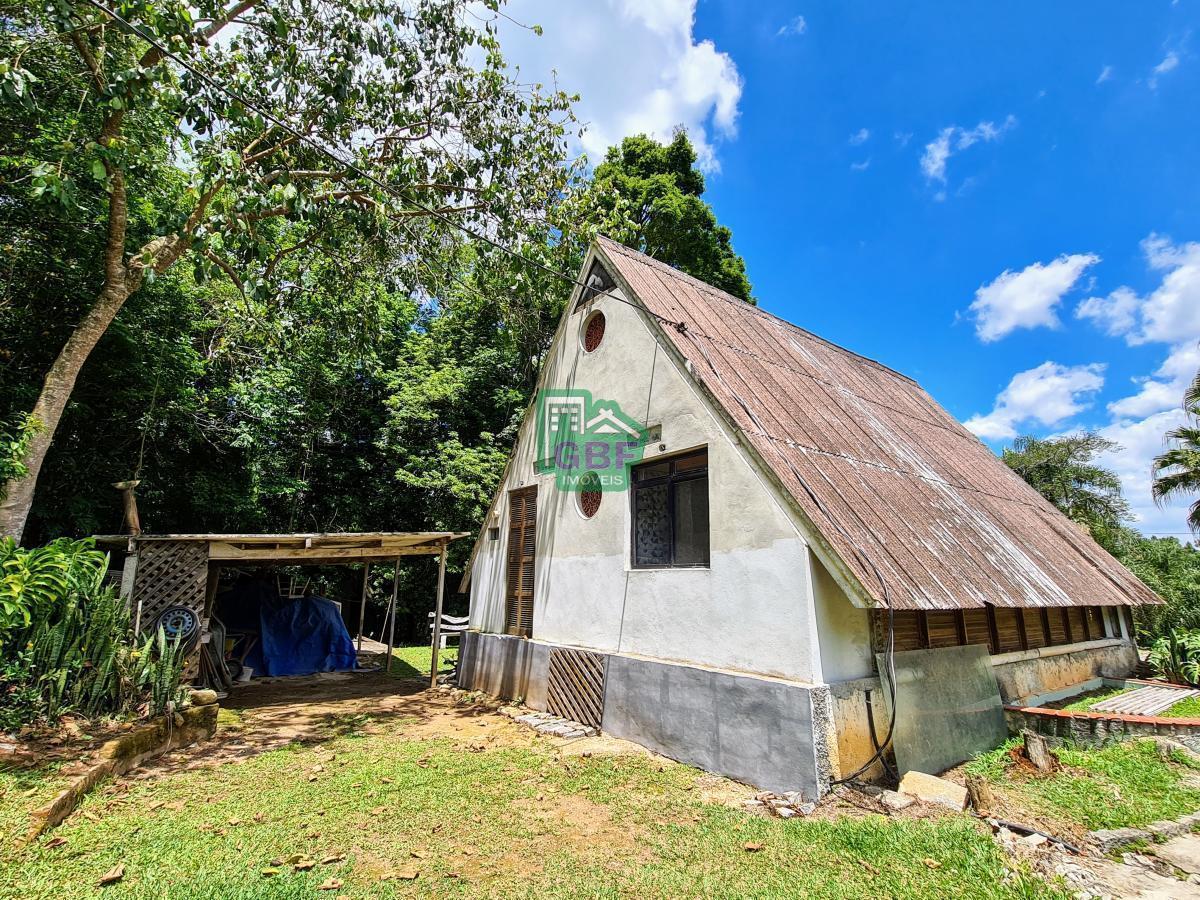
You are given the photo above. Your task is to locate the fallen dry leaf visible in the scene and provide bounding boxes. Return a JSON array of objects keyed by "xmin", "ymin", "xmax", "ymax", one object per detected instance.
[
  {"xmin": 147, "ymin": 800, "xmax": 165, "ymax": 811},
  {"xmin": 743, "ymin": 843, "xmax": 765, "ymax": 853},
  {"xmin": 82, "ymin": 811, "xmax": 101, "ymax": 822},
  {"xmin": 228, "ymin": 818, "xmax": 241, "ymax": 826},
  {"xmin": 859, "ymin": 859, "xmax": 879, "ymax": 876},
  {"xmin": 44, "ymin": 836, "xmax": 67, "ymax": 849},
  {"xmin": 923, "ymin": 858, "xmax": 942, "ymax": 870},
  {"xmin": 261, "ymin": 867, "xmax": 281, "ymax": 877},
  {"xmin": 369, "ymin": 806, "xmax": 386, "ymax": 816},
  {"xmin": 97, "ymin": 863, "xmax": 125, "ymax": 886},
  {"xmin": 316, "ymin": 877, "xmax": 343, "ymax": 891},
  {"xmin": 410, "ymin": 849, "xmax": 430, "ymax": 859},
  {"xmin": 293, "ymin": 859, "xmax": 316, "ymax": 872},
  {"xmin": 253, "ymin": 812, "xmax": 265, "ymax": 823},
  {"xmin": 320, "ymin": 854, "xmax": 345, "ymax": 865}
]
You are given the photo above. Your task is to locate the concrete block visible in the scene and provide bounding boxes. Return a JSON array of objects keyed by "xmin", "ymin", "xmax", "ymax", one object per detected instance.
[
  {"xmin": 897, "ymin": 771, "xmax": 968, "ymax": 811},
  {"xmin": 1088, "ymin": 827, "xmax": 1152, "ymax": 854},
  {"xmin": 880, "ymin": 789, "xmax": 916, "ymax": 812}
]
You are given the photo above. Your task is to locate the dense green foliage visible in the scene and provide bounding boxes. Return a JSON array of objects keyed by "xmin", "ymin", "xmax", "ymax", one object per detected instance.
[
  {"xmin": 576, "ymin": 132, "xmax": 754, "ymax": 302},
  {"xmin": 1002, "ymin": 433, "xmax": 1130, "ymax": 537},
  {"xmin": 1147, "ymin": 627, "xmax": 1200, "ymax": 686},
  {"xmin": 1003, "ymin": 431, "xmax": 1200, "ymax": 640},
  {"xmin": 1, "ymin": 0, "xmax": 752, "ymax": 645},
  {"xmin": 0, "ymin": 538, "xmax": 186, "ymax": 730}
]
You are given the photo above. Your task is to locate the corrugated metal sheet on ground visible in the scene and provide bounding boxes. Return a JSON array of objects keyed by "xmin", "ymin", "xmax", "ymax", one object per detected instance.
[
  {"xmin": 1091, "ymin": 685, "xmax": 1199, "ymax": 716},
  {"xmin": 596, "ymin": 236, "xmax": 1162, "ymax": 611}
]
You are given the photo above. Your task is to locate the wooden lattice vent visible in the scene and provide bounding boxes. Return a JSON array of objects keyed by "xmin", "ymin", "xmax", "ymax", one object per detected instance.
[
  {"xmin": 546, "ymin": 648, "xmax": 606, "ymax": 729},
  {"xmin": 131, "ymin": 540, "xmax": 209, "ymax": 634}
]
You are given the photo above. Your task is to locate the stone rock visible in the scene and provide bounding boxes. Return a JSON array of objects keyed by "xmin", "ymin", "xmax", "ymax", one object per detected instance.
[
  {"xmin": 897, "ymin": 771, "xmax": 968, "ymax": 811},
  {"xmin": 797, "ymin": 802, "xmax": 816, "ymax": 816},
  {"xmin": 1153, "ymin": 833, "xmax": 1200, "ymax": 875},
  {"xmin": 776, "ymin": 807, "xmax": 797, "ymax": 819},
  {"xmin": 880, "ymin": 790, "xmax": 916, "ymax": 812},
  {"xmin": 1146, "ymin": 818, "xmax": 1189, "ymax": 841},
  {"xmin": 1020, "ymin": 832, "xmax": 1048, "ymax": 847},
  {"xmin": 188, "ymin": 689, "xmax": 219, "ymax": 707},
  {"xmin": 1089, "ymin": 826, "xmax": 1152, "ymax": 854}
]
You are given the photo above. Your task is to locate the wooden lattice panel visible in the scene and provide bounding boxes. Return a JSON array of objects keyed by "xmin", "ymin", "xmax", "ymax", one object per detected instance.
[
  {"xmin": 131, "ymin": 541, "xmax": 209, "ymax": 634},
  {"xmin": 546, "ymin": 648, "xmax": 606, "ymax": 728}
]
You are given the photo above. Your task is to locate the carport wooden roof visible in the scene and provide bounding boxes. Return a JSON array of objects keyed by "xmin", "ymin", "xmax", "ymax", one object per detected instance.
[{"xmin": 94, "ymin": 532, "xmax": 470, "ymax": 565}]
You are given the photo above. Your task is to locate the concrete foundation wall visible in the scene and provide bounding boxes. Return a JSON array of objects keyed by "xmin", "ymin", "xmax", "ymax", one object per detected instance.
[
  {"xmin": 459, "ymin": 631, "xmax": 826, "ymax": 797},
  {"xmin": 457, "ymin": 631, "xmax": 550, "ymax": 710},
  {"xmin": 992, "ymin": 639, "xmax": 1139, "ymax": 704},
  {"xmin": 826, "ymin": 638, "xmax": 1140, "ymax": 781}
]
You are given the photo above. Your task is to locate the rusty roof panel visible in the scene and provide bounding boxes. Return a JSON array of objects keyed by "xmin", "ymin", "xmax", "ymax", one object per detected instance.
[{"xmin": 596, "ymin": 237, "xmax": 1161, "ymax": 611}]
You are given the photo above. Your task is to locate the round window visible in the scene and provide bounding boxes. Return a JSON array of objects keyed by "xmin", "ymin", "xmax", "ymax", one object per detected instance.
[
  {"xmin": 582, "ymin": 311, "xmax": 606, "ymax": 352},
  {"xmin": 578, "ymin": 472, "xmax": 602, "ymax": 518}
]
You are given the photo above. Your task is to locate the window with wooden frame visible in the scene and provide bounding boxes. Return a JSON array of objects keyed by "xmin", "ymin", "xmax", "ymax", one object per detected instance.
[
  {"xmin": 872, "ymin": 605, "xmax": 1122, "ymax": 657},
  {"xmin": 504, "ymin": 486, "xmax": 537, "ymax": 637},
  {"xmin": 631, "ymin": 448, "xmax": 709, "ymax": 568}
]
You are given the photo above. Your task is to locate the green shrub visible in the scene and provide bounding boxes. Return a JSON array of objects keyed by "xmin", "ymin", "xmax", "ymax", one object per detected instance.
[
  {"xmin": 1147, "ymin": 628, "xmax": 1200, "ymax": 686},
  {"xmin": 0, "ymin": 538, "xmax": 188, "ymax": 730}
]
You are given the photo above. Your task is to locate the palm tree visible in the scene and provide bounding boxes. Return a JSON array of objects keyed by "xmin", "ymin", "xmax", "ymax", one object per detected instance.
[{"xmin": 1152, "ymin": 368, "xmax": 1200, "ymax": 534}]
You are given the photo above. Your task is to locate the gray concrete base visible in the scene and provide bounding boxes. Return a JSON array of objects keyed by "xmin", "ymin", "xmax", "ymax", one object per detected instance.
[
  {"xmin": 458, "ymin": 631, "xmax": 550, "ymax": 709},
  {"xmin": 459, "ymin": 631, "xmax": 824, "ymax": 797}
]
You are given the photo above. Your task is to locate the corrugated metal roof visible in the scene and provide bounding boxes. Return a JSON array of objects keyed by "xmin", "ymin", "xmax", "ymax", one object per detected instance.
[{"xmin": 595, "ymin": 236, "xmax": 1161, "ymax": 611}]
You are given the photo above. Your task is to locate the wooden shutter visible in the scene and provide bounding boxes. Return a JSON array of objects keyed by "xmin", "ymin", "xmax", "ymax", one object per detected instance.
[
  {"xmin": 962, "ymin": 609, "xmax": 992, "ymax": 651},
  {"xmin": 1085, "ymin": 606, "xmax": 1106, "ymax": 639},
  {"xmin": 505, "ymin": 486, "xmax": 537, "ymax": 637},
  {"xmin": 926, "ymin": 611, "xmax": 960, "ymax": 649},
  {"xmin": 993, "ymin": 608, "xmax": 1024, "ymax": 653},
  {"xmin": 1047, "ymin": 609, "xmax": 1069, "ymax": 646},
  {"xmin": 1022, "ymin": 609, "xmax": 1049, "ymax": 649}
]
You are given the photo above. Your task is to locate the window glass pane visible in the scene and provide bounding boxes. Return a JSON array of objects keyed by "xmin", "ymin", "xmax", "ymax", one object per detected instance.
[
  {"xmin": 672, "ymin": 475, "xmax": 709, "ymax": 565},
  {"xmin": 634, "ymin": 483, "xmax": 671, "ymax": 565},
  {"xmin": 673, "ymin": 450, "xmax": 708, "ymax": 474},
  {"xmin": 635, "ymin": 462, "xmax": 670, "ymax": 481}
]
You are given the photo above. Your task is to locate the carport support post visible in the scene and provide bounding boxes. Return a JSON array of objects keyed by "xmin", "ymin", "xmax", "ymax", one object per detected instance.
[
  {"xmin": 385, "ymin": 558, "xmax": 400, "ymax": 674},
  {"xmin": 429, "ymin": 542, "xmax": 447, "ymax": 689},
  {"xmin": 357, "ymin": 562, "xmax": 370, "ymax": 657}
]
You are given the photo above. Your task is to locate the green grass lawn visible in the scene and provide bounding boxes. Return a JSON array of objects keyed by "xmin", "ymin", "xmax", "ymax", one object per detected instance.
[
  {"xmin": 1163, "ymin": 694, "xmax": 1200, "ymax": 718},
  {"xmin": 385, "ymin": 645, "xmax": 458, "ymax": 680},
  {"xmin": 965, "ymin": 738, "xmax": 1200, "ymax": 833},
  {"xmin": 0, "ymin": 765, "xmax": 70, "ymax": 851},
  {"xmin": 2, "ymin": 715, "xmax": 1060, "ymax": 899},
  {"xmin": 1056, "ymin": 686, "xmax": 1129, "ymax": 712}
]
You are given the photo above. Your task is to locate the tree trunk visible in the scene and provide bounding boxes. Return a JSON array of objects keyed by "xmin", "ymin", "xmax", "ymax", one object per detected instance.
[{"xmin": 0, "ymin": 282, "xmax": 132, "ymax": 542}]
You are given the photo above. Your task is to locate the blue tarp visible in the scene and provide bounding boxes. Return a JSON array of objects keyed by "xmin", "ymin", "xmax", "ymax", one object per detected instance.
[
  {"xmin": 258, "ymin": 594, "xmax": 358, "ymax": 676},
  {"xmin": 217, "ymin": 579, "xmax": 358, "ymax": 677}
]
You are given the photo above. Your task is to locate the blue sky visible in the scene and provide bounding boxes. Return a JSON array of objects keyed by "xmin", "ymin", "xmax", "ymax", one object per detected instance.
[{"xmin": 498, "ymin": 1, "xmax": 1200, "ymax": 537}]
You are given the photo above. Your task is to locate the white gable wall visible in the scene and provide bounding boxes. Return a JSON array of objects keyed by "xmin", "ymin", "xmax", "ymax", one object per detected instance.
[{"xmin": 468, "ymin": 282, "xmax": 824, "ymax": 683}]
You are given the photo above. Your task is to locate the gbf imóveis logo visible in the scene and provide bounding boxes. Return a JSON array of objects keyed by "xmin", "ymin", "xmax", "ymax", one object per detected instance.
[{"xmin": 534, "ymin": 389, "xmax": 650, "ymax": 491}]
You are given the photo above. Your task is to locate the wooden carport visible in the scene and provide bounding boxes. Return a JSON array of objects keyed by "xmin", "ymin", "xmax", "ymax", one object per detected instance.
[{"xmin": 95, "ymin": 532, "xmax": 470, "ymax": 685}]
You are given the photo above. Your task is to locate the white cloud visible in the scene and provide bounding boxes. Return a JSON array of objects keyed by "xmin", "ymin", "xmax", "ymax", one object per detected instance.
[
  {"xmin": 1150, "ymin": 50, "xmax": 1180, "ymax": 89},
  {"xmin": 1076, "ymin": 286, "xmax": 1140, "ymax": 336},
  {"xmin": 1075, "ymin": 234, "xmax": 1200, "ymax": 347},
  {"xmin": 776, "ymin": 15, "xmax": 807, "ymax": 37},
  {"xmin": 1096, "ymin": 64, "xmax": 1114, "ymax": 84},
  {"xmin": 495, "ymin": 0, "xmax": 742, "ymax": 170},
  {"xmin": 849, "ymin": 128, "xmax": 870, "ymax": 146},
  {"xmin": 970, "ymin": 253, "xmax": 1100, "ymax": 342},
  {"xmin": 1108, "ymin": 344, "xmax": 1200, "ymax": 418},
  {"xmin": 1096, "ymin": 408, "xmax": 1193, "ymax": 536},
  {"xmin": 964, "ymin": 362, "xmax": 1106, "ymax": 441},
  {"xmin": 920, "ymin": 116, "xmax": 1017, "ymax": 183},
  {"xmin": 850, "ymin": 158, "xmax": 870, "ymax": 172}
]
